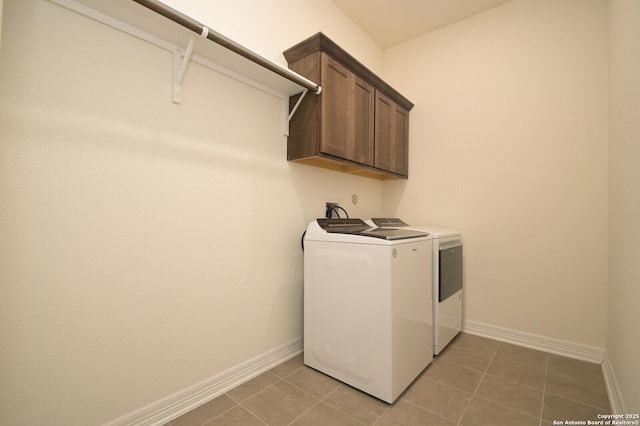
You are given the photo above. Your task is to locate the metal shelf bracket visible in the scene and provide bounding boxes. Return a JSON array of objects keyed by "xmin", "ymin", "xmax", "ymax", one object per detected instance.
[
  {"xmin": 173, "ymin": 26, "xmax": 209, "ymax": 104},
  {"xmin": 287, "ymin": 89, "xmax": 309, "ymax": 122},
  {"xmin": 287, "ymin": 85, "xmax": 322, "ymax": 122},
  {"xmin": 283, "ymin": 86, "xmax": 321, "ymax": 136}
]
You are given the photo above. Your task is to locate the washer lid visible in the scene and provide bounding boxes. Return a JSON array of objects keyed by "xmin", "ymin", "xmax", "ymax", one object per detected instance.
[
  {"xmin": 316, "ymin": 218, "xmax": 428, "ymax": 240},
  {"xmin": 368, "ymin": 218, "xmax": 460, "ymax": 238},
  {"xmin": 316, "ymin": 218, "xmax": 369, "ymax": 233},
  {"xmin": 370, "ymin": 217, "xmax": 409, "ymax": 227}
]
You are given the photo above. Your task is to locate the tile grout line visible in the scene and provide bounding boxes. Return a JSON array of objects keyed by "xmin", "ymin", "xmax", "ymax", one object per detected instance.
[
  {"xmin": 538, "ymin": 353, "xmax": 549, "ymax": 426},
  {"xmin": 281, "ymin": 365, "xmax": 392, "ymax": 425},
  {"xmin": 455, "ymin": 342, "xmax": 500, "ymax": 426},
  {"xmin": 322, "ymin": 383, "xmax": 380, "ymax": 426},
  {"xmin": 398, "ymin": 397, "xmax": 457, "ymax": 425},
  {"xmin": 274, "ymin": 360, "xmax": 387, "ymax": 426},
  {"xmin": 227, "ymin": 376, "xmax": 288, "ymax": 425},
  {"xmin": 226, "ymin": 371, "xmax": 281, "ymax": 404},
  {"xmin": 284, "ymin": 399, "xmax": 323, "ymax": 426},
  {"xmin": 226, "ymin": 372, "xmax": 308, "ymax": 426},
  {"xmin": 483, "ymin": 343, "xmax": 548, "ymax": 424},
  {"xmin": 544, "ymin": 360, "xmax": 612, "ymax": 412},
  {"xmin": 277, "ymin": 372, "xmax": 326, "ymax": 426},
  {"xmin": 281, "ymin": 373, "xmax": 352, "ymax": 426},
  {"xmin": 202, "ymin": 402, "xmax": 269, "ymax": 426},
  {"xmin": 198, "ymin": 368, "xmax": 300, "ymax": 426},
  {"xmin": 462, "ymin": 347, "xmax": 546, "ymax": 420},
  {"xmin": 543, "ymin": 390, "xmax": 612, "ymax": 413},
  {"xmin": 396, "ymin": 359, "xmax": 465, "ymax": 423},
  {"xmin": 479, "ymin": 348, "xmax": 550, "ymax": 394},
  {"xmin": 371, "ymin": 362, "xmax": 451, "ymax": 425},
  {"xmin": 370, "ymin": 399, "xmax": 392, "ymax": 426}
]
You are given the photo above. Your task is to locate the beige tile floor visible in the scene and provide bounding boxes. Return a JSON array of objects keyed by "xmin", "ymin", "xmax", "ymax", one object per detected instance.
[{"xmin": 163, "ymin": 333, "xmax": 611, "ymax": 425}]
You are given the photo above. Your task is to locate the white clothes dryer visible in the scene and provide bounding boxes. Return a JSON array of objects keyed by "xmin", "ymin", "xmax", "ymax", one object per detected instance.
[
  {"xmin": 303, "ymin": 219, "xmax": 433, "ymax": 403},
  {"xmin": 368, "ymin": 218, "xmax": 463, "ymax": 356}
]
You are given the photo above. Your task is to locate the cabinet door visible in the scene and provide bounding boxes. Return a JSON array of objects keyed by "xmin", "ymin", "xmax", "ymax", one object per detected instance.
[
  {"xmin": 393, "ymin": 106, "xmax": 409, "ymax": 176},
  {"xmin": 375, "ymin": 92, "xmax": 409, "ymax": 176},
  {"xmin": 320, "ymin": 54, "xmax": 374, "ymax": 165}
]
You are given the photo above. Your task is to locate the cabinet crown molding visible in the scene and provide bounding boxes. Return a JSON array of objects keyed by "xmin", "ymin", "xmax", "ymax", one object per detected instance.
[{"xmin": 284, "ymin": 32, "xmax": 414, "ymax": 111}]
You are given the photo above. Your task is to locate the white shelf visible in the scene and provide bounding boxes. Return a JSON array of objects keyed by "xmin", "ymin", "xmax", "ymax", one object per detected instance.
[{"xmin": 49, "ymin": 0, "xmax": 320, "ymax": 100}]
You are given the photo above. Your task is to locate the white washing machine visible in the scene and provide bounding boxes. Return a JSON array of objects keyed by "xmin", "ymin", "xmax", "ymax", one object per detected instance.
[
  {"xmin": 304, "ymin": 219, "xmax": 433, "ymax": 403},
  {"xmin": 368, "ymin": 218, "xmax": 463, "ymax": 356}
]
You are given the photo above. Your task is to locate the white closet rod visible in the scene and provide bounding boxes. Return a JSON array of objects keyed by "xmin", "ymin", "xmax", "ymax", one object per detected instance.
[{"xmin": 131, "ymin": 0, "xmax": 321, "ymax": 95}]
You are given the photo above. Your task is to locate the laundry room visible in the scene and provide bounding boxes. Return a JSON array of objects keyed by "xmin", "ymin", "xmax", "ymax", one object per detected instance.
[{"xmin": 0, "ymin": 0, "xmax": 638, "ymax": 425}]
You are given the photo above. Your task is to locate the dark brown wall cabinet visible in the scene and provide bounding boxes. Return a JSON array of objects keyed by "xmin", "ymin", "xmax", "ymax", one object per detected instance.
[{"xmin": 284, "ymin": 33, "xmax": 413, "ymax": 180}]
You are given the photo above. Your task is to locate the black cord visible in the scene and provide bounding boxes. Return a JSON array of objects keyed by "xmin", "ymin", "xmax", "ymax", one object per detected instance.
[
  {"xmin": 325, "ymin": 205, "xmax": 350, "ymax": 219},
  {"xmin": 334, "ymin": 205, "xmax": 349, "ymax": 218},
  {"xmin": 325, "ymin": 206, "xmax": 334, "ymax": 218},
  {"xmin": 328, "ymin": 206, "xmax": 339, "ymax": 218},
  {"xmin": 301, "ymin": 230, "xmax": 306, "ymax": 251}
]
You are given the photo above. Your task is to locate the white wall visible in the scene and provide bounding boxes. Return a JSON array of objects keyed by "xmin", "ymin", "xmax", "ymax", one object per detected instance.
[
  {"xmin": 161, "ymin": 0, "xmax": 385, "ymax": 75},
  {"xmin": 0, "ymin": 0, "xmax": 384, "ymax": 424},
  {"xmin": 3, "ymin": 0, "xmax": 635, "ymax": 423},
  {"xmin": 382, "ymin": 0, "xmax": 609, "ymax": 347},
  {"xmin": 0, "ymin": 0, "xmax": 4, "ymax": 47},
  {"xmin": 608, "ymin": 0, "xmax": 640, "ymax": 413}
]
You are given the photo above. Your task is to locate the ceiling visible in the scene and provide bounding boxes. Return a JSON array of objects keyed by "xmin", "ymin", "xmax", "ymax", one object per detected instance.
[{"xmin": 331, "ymin": 0, "xmax": 513, "ymax": 48}]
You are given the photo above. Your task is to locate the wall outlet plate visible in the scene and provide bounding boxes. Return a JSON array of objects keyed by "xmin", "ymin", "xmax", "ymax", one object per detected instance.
[{"xmin": 325, "ymin": 202, "xmax": 340, "ymax": 218}]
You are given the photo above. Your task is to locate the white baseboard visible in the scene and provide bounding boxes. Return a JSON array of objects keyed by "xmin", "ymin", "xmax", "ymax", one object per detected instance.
[
  {"xmin": 602, "ymin": 354, "xmax": 627, "ymax": 414},
  {"xmin": 104, "ymin": 337, "xmax": 303, "ymax": 426},
  {"xmin": 462, "ymin": 319, "xmax": 605, "ymax": 363}
]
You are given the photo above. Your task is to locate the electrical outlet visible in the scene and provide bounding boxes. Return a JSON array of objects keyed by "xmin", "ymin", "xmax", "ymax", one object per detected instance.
[{"xmin": 325, "ymin": 202, "xmax": 340, "ymax": 218}]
